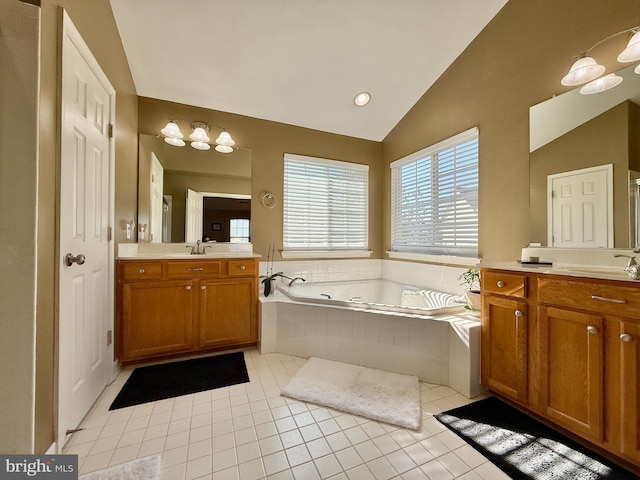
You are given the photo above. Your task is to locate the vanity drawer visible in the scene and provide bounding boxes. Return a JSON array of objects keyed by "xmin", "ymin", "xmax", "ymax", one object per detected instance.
[
  {"xmin": 538, "ymin": 277, "xmax": 640, "ymax": 318},
  {"xmin": 167, "ymin": 260, "xmax": 223, "ymax": 279},
  {"xmin": 120, "ymin": 262, "xmax": 163, "ymax": 281},
  {"xmin": 228, "ymin": 259, "xmax": 257, "ymax": 277},
  {"xmin": 482, "ymin": 270, "xmax": 527, "ymax": 298}
]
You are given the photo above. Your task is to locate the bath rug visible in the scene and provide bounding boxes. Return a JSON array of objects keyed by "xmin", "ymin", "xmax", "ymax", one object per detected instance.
[
  {"xmin": 109, "ymin": 351, "xmax": 249, "ymax": 410},
  {"xmin": 79, "ymin": 454, "xmax": 160, "ymax": 480},
  {"xmin": 281, "ymin": 357, "xmax": 421, "ymax": 430},
  {"xmin": 435, "ymin": 397, "xmax": 636, "ymax": 480}
]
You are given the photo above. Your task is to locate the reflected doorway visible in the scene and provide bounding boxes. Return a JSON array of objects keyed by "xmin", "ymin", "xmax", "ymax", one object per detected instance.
[{"xmin": 182, "ymin": 192, "xmax": 251, "ymax": 243}]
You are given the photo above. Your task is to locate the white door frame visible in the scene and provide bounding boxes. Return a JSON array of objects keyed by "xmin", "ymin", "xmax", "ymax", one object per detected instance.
[
  {"xmin": 56, "ymin": 10, "xmax": 116, "ymax": 451},
  {"xmin": 547, "ymin": 164, "xmax": 613, "ymax": 248}
]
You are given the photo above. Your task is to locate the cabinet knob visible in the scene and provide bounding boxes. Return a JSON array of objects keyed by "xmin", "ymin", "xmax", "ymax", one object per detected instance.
[
  {"xmin": 185, "ymin": 285, "xmax": 191, "ymax": 291},
  {"xmin": 239, "ymin": 265, "xmax": 246, "ymax": 270},
  {"xmin": 620, "ymin": 333, "xmax": 632, "ymax": 343},
  {"xmin": 515, "ymin": 310, "xmax": 523, "ymax": 318},
  {"xmin": 139, "ymin": 268, "xmax": 145, "ymax": 274},
  {"xmin": 497, "ymin": 281, "xmax": 505, "ymax": 288},
  {"xmin": 200, "ymin": 285, "xmax": 206, "ymax": 290},
  {"xmin": 587, "ymin": 325, "xmax": 598, "ymax": 334}
]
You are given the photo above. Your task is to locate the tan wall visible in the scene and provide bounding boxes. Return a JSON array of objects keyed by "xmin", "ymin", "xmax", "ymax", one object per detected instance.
[
  {"xmin": 530, "ymin": 103, "xmax": 630, "ymax": 246},
  {"xmin": 36, "ymin": 0, "xmax": 138, "ymax": 453},
  {"xmin": 138, "ymin": 97, "xmax": 383, "ymax": 260},
  {"xmin": 381, "ymin": 0, "xmax": 640, "ymax": 261},
  {"xmin": 0, "ymin": 0, "xmax": 40, "ymax": 454}
]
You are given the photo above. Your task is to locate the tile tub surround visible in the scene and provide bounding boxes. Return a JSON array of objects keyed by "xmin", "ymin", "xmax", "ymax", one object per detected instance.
[
  {"xmin": 260, "ymin": 259, "xmax": 472, "ymax": 294},
  {"xmin": 259, "ymin": 259, "xmax": 482, "ymax": 398},
  {"xmin": 260, "ymin": 298, "xmax": 482, "ymax": 399}
]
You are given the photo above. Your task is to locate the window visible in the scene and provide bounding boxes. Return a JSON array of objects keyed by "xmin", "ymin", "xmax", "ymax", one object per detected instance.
[
  {"xmin": 284, "ymin": 153, "xmax": 368, "ymax": 252},
  {"xmin": 391, "ymin": 127, "xmax": 478, "ymax": 257},
  {"xmin": 230, "ymin": 218, "xmax": 250, "ymax": 243}
]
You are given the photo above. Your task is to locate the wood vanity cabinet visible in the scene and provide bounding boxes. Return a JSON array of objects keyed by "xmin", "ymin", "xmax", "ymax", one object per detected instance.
[
  {"xmin": 116, "ymin": 257, "xmax": 258, "ymax": 364},
  {"xmin": 481, "ymin": 268, "xmax": 640, "ymax": 471},
  {"xmin": 480, "ymin": 270, "xmax": 528, "ymax": 404}
]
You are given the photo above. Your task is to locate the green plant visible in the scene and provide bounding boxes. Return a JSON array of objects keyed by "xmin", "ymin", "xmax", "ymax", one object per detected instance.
[
  {"xmin": 458, "ymin": 267, "xmax": 481, "ymax": 292},
  {"xmin": 259, "ymin": 272, "xmax": 291, "ymax": 297}
]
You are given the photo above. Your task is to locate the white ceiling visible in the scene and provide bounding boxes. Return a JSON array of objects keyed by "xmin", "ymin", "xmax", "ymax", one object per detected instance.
[{"xmin": 110, "ymin": 0, "xmax": 507, "ymax": 142}]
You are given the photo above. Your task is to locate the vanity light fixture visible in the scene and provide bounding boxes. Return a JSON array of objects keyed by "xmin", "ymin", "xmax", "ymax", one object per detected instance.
[
  {"xmin": 354, "ymin": 91, "xmax": 371, "ymax": 107},
  {"xmin": 214, "ymin": 131, "xmax": 235, "ymax": 153},
  {"xmin": 561, "ymin": 25, "xmax": 640, "ymax": 94},
  {"xmin": 159, "ymin": 120, "xmax": 236, "ymax": 153},
  {"xmin": 160, "ymin": 121, "xmax": 186, "ymax": 146},
  {"xmin": 580, "ymin": 73, "xmax": 623, "ymax": 94}
]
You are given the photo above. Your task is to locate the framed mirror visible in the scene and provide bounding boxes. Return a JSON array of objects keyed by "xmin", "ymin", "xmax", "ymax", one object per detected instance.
[
  {"xmin": 529, "ymin": 63, "xmax": 640, "ymax": 248},
  {"xmin": 138, "ymin": 134, "xmax": 252, "ymax": 243}
]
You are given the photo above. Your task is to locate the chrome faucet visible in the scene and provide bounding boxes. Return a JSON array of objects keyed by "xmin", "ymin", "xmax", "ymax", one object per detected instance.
[
  {"xmin": 614, "ymin": 254, "xmax": 640, "ymax": 280},
  {"xmin": 288, "ymin": 277, "xmax": 306, "ymax": 286},
  {"xmin": 614, "ymin": 254, "xmax": 638, "ymax": 271},
  {"xmin": 186, "ymin": 240, "xmax": 210, "ymax": 255}
]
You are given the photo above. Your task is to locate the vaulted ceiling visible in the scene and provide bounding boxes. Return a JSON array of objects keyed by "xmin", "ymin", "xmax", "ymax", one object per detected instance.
[{"xmin": 110, "ymin": 0, "xmax": 507, "ymax": 141}]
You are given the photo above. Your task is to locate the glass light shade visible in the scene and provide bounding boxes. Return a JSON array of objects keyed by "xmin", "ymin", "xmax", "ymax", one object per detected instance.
[
  {"xmin": 215, "ymin": 144, "xmax": 233, "ymax": 153},
  {"xmin": 579, "ymin": 73, "xmax": 623, "ymax": 94},
  {"xmin": 160, "ymin": 121, "xmax": 183, "ymax": 139},
  {"xmin": 189, "ymin": 127, "xmax": 210, "ymax": 143},
  {"xmin": 617, "ymin": 31, "xmax": 640, "ymax": 63},
  {"xmin": 190, "ymin": 141, "xmax": 211, "ymax": 151},
  {"xmin": 164, "ymin": 137, "xmax": 185, "ymax": 147},
  {"xmin": 354, "ymin": 91, "xmax": 371, "ymax": 106},
  {"xmin": 561, "ymin": 56, "xmax": 606, "ymax": 86},
  {"xmin": 215, "ymin": 131, "xmax": 235, "ymax": 147}
]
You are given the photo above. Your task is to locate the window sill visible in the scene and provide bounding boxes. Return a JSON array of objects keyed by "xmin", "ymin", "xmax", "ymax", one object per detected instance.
[
  {"xmin": 281, "ymin": 250, "xmax": 373, "ymax": 259},
  {"xmin": 386, "ymin": 251, "xmax": 480, "ymax": 266}
]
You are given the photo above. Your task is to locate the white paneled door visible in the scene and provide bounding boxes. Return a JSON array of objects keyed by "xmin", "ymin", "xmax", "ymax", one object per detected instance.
[
  {"xmin": 58, "ymin": 12, "xmax": 115, "ymax": 450},
  {"xmin": 548, "ymin": 164, "xmax": 613, "ymax": 248},
  {"xmin": 185, "ymin": 188, "xmax": 203, "ymax": 243}
]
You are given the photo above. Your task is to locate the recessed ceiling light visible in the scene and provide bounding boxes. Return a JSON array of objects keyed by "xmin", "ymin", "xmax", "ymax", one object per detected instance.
[{"xmin": 354, "ymin": 91, "xmax": 371, "ymax": 107}]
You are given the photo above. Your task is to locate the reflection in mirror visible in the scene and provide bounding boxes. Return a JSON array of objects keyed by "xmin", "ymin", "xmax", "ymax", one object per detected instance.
[
  {"xmin": 138, "ymin": 134, "xmax": 252, "ymax": 243},
  {"xmin": 529, "ymin": 63, "xmax": 640, "ymax": 248}
]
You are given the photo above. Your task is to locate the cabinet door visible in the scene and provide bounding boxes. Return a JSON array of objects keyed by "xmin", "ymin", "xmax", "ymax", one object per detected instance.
[
  {"xmin": 199, "ymin": 278, "xmax": 257, "ymax": 348},
  {"xmin": 121, "ymin": 280, "xmax": 194, "ymax": 361},
  {"xmin": 539, "ymin": 306, "xmax": 603, "ymax": 442},
  {"xmin": 620, "ymin": 320, "xmax": 640, "ymax": 460},
  {"xmin": 481, "ymin": 295, "xmax": 528, "ymax": 403}
]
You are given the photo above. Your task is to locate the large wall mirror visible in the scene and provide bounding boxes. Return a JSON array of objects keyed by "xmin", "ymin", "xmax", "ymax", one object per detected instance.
[
  {"xmin": 529, "ymin": 63, "xmax": 640, "ymax": 249},
  {"xmin": 138, "ymin": 134, "xmax": 252, "ymax": 243}
]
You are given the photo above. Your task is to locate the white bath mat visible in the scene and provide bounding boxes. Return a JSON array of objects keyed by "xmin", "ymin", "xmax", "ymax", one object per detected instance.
[
  {"xmin": 281, "ymin": 357, "xmax": 421, "ymax": 430},
  {"xmin": 79, "ymin": 455, "xmax": 160, "ymax": 480}
]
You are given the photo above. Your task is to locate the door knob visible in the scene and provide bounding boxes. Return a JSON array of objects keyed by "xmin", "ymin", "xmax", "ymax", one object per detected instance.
[{"xmin": 64, "ymin": 253, "xmax": 85, "ymax": 266}]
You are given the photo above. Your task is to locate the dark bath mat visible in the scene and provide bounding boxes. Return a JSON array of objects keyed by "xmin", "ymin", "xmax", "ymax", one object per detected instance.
[
  {"xmin": 435, "ymin": 397, "xmax": 636, "ymax": 480},
  {"xmin": 110, "ymin": 351, "xmax": 249, "ymax": 410}
]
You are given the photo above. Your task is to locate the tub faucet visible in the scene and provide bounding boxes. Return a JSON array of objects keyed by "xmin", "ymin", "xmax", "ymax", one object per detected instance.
[{"xmin": 288, "ymin": 277, "xmax": 306, "ymax": 286}]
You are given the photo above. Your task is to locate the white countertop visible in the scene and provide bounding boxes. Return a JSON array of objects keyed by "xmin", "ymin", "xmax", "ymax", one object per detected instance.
[
  {"xmin": 480, "ymin": 261, "xmax": 639, "ymax": 283},
  {"xmin": 117, "ymin": 242, "xmax": 261, "ymax": 259}
]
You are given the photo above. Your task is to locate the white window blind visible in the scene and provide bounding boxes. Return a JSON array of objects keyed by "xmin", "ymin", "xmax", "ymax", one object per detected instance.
[
  {"xmin": 284, "ymin": 153, "xmax": 368, "ymax": 251},
  {"xmin": 390, "ymin": 128, "xmax": 479, "ymax": 257}
]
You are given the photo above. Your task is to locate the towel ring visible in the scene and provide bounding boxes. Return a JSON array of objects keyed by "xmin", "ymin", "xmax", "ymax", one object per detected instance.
[{"xmin": 261, "ymin": 191, "xmax": 277, "ymax": 209}]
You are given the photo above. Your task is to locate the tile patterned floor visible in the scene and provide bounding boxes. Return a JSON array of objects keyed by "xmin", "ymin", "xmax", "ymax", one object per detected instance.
[{"xmin": 64, "ymin": 349, "xmax": 509, "ymax": 479}]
